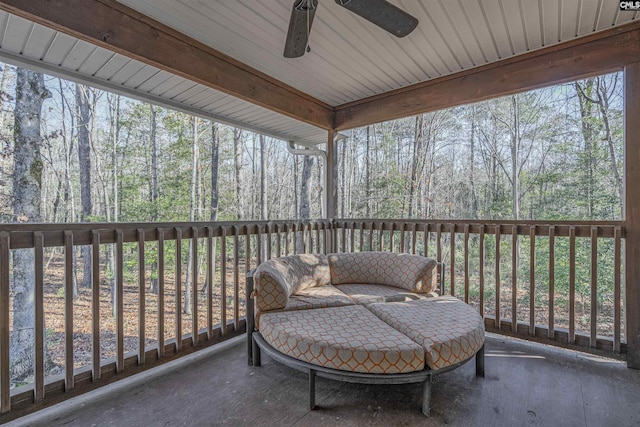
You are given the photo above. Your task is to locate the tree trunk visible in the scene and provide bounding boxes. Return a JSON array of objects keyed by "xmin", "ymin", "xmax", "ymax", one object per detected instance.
[
  {"xmin": 76, "ymin": 83, "xmax": 92, "ymax": 290},
  {"xmin": 510, "ymin": 95, "xmax": 520, "ymax": 220},
  {"xmin": 297, "ymin": 155, "xmax": 314, "ymax": 253},
  {"xmin": 260, "ymin": 134, "xmax": 267, "ymax": 220},
  {"xmin": 184, "ymin": 117, "xmax": 198, "ymax": 315},
  {"xmin": 110, "ymin": 95, "xmax": 120, "ymax": 316},
  {"xmin": 469, "ymin": 106, "xmax": 478, "ymax": 219},
  {"xmin": 365, "ymin": 126, "xmax": 371, "ymax": 218},
  {"xmin": 10, "ymin": 67, "xmax": 51, "ymax": 382},
  {"xmin": 150, "ymin": 105, "xmax": 159, "ymax": 294},
  {"xmin": 233, "ymin": 128, "xmax": 244, "ymax": 220},
  {"xmin": 202, "ymin": 123, "xmax": 219, "ymax": 294}
]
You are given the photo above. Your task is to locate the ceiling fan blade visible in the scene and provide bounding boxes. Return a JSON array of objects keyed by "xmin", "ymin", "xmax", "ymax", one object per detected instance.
[
  {"xmin": 284, "ymin": 0, "xmax": 318, "ymax": 58},
  {"xmin": 334, "ymin": 0, "xmax": 418, "ymax": 38}
]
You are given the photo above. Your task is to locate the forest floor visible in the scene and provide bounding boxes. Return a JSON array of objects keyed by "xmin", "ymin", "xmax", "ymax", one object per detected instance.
[{"xmin": 8, "ymin": 255, "xmax": 619, "ymax": 387}]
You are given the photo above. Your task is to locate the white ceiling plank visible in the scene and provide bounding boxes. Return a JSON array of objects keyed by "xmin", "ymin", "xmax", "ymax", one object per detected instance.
[
  {"xmin": 60, "ymin": 40, "xmax": 97, "ymax": 71},
  {"xmin": 2, "ymin": 14, "xmax": 32, "ymax": 54},
  {"xmin": 22, "ymin": 24, "xmax": 56, "ymax": 59},
  {"xmin": 501, "ymin": 0, "xmax": 529, "ymax": 53},
  {"xmin": 478, "ymin": 0, "xmax": 513, "ymax": 57},
  {"xmin": 41, "ymin": 32, "xmax": 77, "ymax": 65}
]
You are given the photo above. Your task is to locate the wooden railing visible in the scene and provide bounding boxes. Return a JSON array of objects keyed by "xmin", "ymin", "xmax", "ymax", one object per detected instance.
[
  {"xmin": 0, "ymin": 220, "xmax": 332, "ymax": 420},
  {"xmin": 333, "ymin": 219, "xmax": 625, "ymax": 354},
  {"xmin": 0, "ymin": 218, "xmax": 626, "ymax": 420}
]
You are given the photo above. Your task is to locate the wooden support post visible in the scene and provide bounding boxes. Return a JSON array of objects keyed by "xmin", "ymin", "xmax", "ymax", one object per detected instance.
[{"xmin": 625, "ymin": 62, "xmax": 640, "ymax": 369}]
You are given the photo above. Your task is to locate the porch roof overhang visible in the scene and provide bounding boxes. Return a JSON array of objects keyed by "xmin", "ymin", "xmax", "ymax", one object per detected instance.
[{"xmin": 0, "ymin": 0, "xmax": 637, "ymax": 146}]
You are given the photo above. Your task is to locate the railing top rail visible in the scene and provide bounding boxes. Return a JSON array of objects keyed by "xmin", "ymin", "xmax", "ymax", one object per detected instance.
[
  {"xmin": 0, "ymin": 218, "xmax": 625, "ymax": 250},
  {"xmin": 333, "ymin": 218, "xmax": 625, "ymax": 227}
]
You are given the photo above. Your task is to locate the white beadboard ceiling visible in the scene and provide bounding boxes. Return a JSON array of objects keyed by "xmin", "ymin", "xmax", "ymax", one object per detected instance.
[{"xmin": 0, "ymin": 1, "xmax": 637, "ymax": 145}]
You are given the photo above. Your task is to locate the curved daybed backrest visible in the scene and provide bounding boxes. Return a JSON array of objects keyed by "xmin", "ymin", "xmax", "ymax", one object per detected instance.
[
  {"xmin": 328, "ymin": 252, "xmax": 437, "ymax": 293},
  {"xmin": 253, "ymin": 253, "xmax": 330, "ymax": 313}
]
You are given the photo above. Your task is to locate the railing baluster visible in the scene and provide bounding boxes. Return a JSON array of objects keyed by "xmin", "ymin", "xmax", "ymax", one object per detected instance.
[
  {"xmin": 400, "ymin": 223, "xmax": 406, "ymax": 253},
  {"xmin": 411, "ymin": 223, "xmax": 417, "ymax": 255},
  {"xmin": 389, "ymin": 222, "xmax": 395, "ymax": 252},
  {"xmin": 157, "ymin": 229, "xmax": 165, "ymax": 357},
  {"xmin": 450, "ymin": 224, "xmax": 455, "ymax": 296},
  {"xmin": 614, "ymin": 226, "xmax": 622, "ymax": 353},
  {"xmin": 34, "ymin": 232, "xmax": 45, "ymax": 399},
  {"xmin": 315, "ymin": 224, "xmax": 320, "ymax": 253},
  {"xmin": 424, "ymin": 224, "xmax": 429, "ymax": 257},
  {"xmin": 90, "ymin": 231, "xmax": 101, "ymax": 380},
  {"xmin": 191, "ymin": 227, "xmax": 199, "ymax": 346},
  {"xmin": 342, "ymin": 223, "xmax": 347, "ymax": 253},
  {"xmin": 256, "ymin": 225, "xmax": 262, "ymax": 263},
  {"xmin": 479, "ymin": 225, "xmax": 485, "ymax": 317},
  {"xmin": 548, "ymin": 226, "xmax": 555, "ymax": 340},
  {"xmin": 116, "ymin": 230, "xmax": 124, "ymax": 372},
  {"xmin": 511, "ymin": 225, "xmax": 518, "ymax": 333},
  {"xmin": 495, "ymin": 225, "xmax": 501, "ymax": 329},
  {"xmin": 367, "ymin": 222, "xmax": 373, "ymax": 251},
  {"xmin": 350, "ymin": 222, "xmax": 355, "ymax": 253},
  {"xmin": 378, "ymin": 223, "xmax": 383, "ymax": 252},
  {"xmin": 266, "ymin": 224, "xmax": 272, "ymax": 260},
  {"xmin": 221, "ymin": 230, "xmax": 227, "ymax": 335},
  {"xmin": 590, "ymin": 226, "xmax": 598, "ymax": 349},
  {"xmin": 64, "ymin": 231, "xmax": 74, "ymax": 390},
  {"xmin": 436, "ymin": 224, "xmax": 442, "ymax": 287},
  {"xmin": 529, "ymin": 225, "xmax": 536, "ymax": 336},
  {"xmin": 233, "ymin": 226, "xmax": 240, "ymax": 330},
  {"xmin": 569, "ymin": 226, "xmax": 576, "ymax": 344},
  {"xmin": 206, "ymin": 227, "xmax": 213, "ymax": 340},
  {"xmin": 464, "ymin": 224, "xmax": 469, "ymax": 304},
  {"xmin": 284, "ymin": 224, "xmax": 290, "ymax": 256},
  {"xmin": 175, "ymin": 228, "xmax": 182, "ymax": 351},
  {"xmin": 275, "ymin": 225, "xmax": 281, "ymax": 258},
  {"xmin": 0, "ymin": 233, "xmax": 9, "ymax": 413},
  {"xmin": 137, "ymin": 229, "xmax": 146, "ymax": 364}
]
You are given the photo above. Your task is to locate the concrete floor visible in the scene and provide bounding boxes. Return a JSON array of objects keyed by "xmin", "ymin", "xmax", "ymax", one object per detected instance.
[{"xmin": 6, "ymin": 334, "xmax": 640, "ymax": 427}]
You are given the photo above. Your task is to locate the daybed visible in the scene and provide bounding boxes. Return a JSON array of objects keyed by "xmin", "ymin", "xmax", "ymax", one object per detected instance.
[{"xmin": 246, "ymin": 251, "xmax": 485, "ymax": 416}]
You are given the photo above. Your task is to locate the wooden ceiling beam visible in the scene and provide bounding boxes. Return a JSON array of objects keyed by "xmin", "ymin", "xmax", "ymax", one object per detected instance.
[
  {"xmin": 0, "ymin": 0, "xmax": 335, "ymax": 130},
  {"xmin": 334, "ymin": 21, "xmax": 640, "ymax": 131}
]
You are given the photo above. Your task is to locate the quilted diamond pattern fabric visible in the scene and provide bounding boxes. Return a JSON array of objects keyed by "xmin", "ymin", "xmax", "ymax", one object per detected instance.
[
  {"xmin": 367, "ymin": 296, "xmax": 485, "ymax": 370},
  {"xmin": 254, "ymin": 254, "xmax": 330, "ymax": 315},
  {"xmin": 259, "ymin": 305, "xmax": 425, "ymax": 374},
  {"xmin": 334, "ymin": 283, "xmax": 425, "ymax": 305},
  {"xmin": 328, "ymin": 252, "xmax": 437, "ymax": 293}
]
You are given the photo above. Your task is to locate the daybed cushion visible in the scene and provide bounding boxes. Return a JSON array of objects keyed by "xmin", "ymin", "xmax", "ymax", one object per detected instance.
[
  {"xmin": 334, "ymin": 283, "xmax": 425, "ymax": 305},
  {"xmin": 367, "ymin": 297, "xmax": 485, "ymax": 370},
  {"xmin": 259, "ymin": 305, "xmax": 425, "ymax": 374},
  {"xmin": 328, "ymin": 252, "xmax": 437, "ymax": 293},
  {"xmin": 286, "ymin": 285, "xmax": 355, "ymax": 311},
  {"xmin": 253, "ymin": 254, "xmax": 330, "ymax": 314}
]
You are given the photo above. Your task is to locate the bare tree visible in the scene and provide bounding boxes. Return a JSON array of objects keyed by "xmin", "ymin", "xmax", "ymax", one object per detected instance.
[
  {"xmin": 10, "ymin": 67, "xmax": 51, "ymax": 381},
  {"xmin": 76, "ymin": 83, "xmax": 92, "ymax": 290}
]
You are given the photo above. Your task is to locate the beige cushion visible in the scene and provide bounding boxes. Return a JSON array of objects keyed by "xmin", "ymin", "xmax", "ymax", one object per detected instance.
[
  {"xmin": 335, "ymin": 283, "xmax": 425, "ymax": 305},
  {"xmin": 259, "ymin": 305, "xmax": 425, "ymax": 374},
  {"xmin": 367, "ymin": 297, "xmax": 485, "ymax": 370},
  {"xmin": 253, "ymin": 254, "xmax": 330, "ymax": 315},
  {"xmin": 328, "ymin": 252, "xmax": 437, "ymax": 293}
]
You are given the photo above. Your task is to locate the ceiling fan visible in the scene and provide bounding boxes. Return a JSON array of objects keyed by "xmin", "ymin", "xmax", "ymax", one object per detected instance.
[{"xmin": 283, "ymin": 0, "xmax": 419, "ymax": 58}]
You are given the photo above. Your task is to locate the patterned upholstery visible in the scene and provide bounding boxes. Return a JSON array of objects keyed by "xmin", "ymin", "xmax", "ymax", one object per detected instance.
[
  {"xmin": 328, "ymin": 252, "xmax": 437, "ymax": 293},
  {"xmin": 367, "ymin": 297, "xmax": 485, "ymax": 370},
  {"xmin": 288, "ymin": 285, "xmax": 355, "ymax": 310},
  {"xmin": 259, "ymin": 305, "xmax": 425, "ymax": 374},
  {"xmin": 334, "ymin": 283, "xmax": 426, "ymax": 305},
  {"xmin": 253, "ymin": 254, "xmax": 330, "ymax": 315}
]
